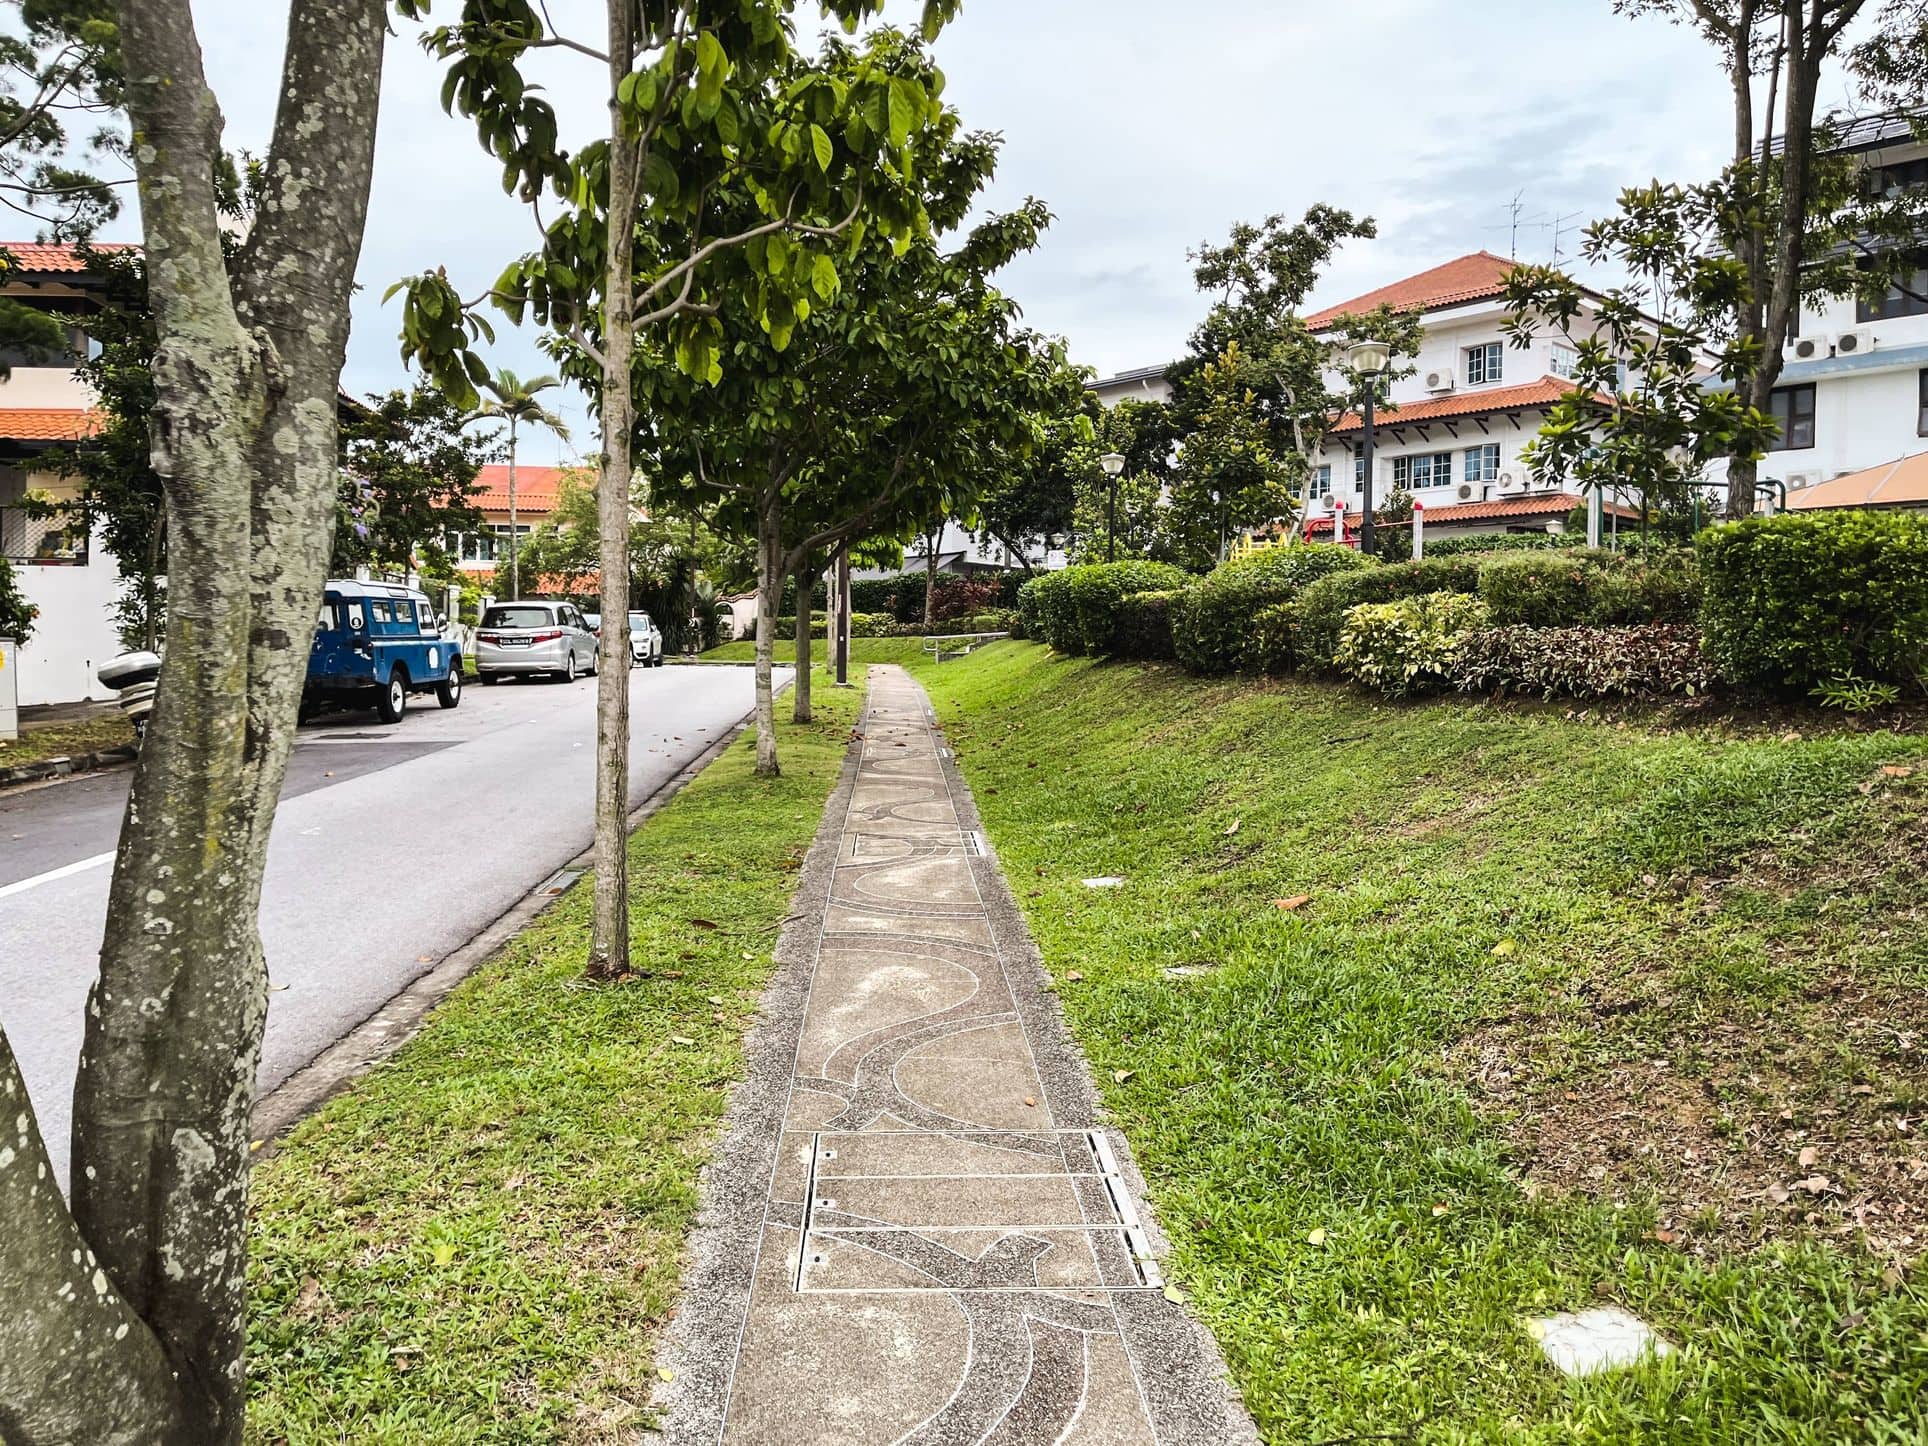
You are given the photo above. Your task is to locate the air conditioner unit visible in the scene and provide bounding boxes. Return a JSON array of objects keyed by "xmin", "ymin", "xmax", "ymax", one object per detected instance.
[
  {"xmin": 1498, "ymin": 472, "xmax": 1528, "ymax": 496},
  {"xmin": 1456, "ymin": 483, "xmax": 1475, "ymax": 500},
  {"xmin": 1423, "ymin": 366, "xmax": 1456, "ymax": 393},
  {"xmin": 1785, "ymin": 335, "xmax": 1825, "ymax": 363},
  {"xmin": 1784, "ymin": 471, "xmax": 1819, "ymax": 491},
  {"xmin": 1834, "ymin": 327, "xmax": 1877, "ymax": 356}
]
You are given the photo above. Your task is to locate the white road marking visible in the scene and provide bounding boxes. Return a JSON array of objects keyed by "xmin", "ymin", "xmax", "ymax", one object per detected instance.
[{"xmin": 0, "ymin": 850, "xmax": 116, "ymax": 900}]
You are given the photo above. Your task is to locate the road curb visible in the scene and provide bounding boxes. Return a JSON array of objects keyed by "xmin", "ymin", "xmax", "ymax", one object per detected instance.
[
  {"xmin": 250, "ymin": 717, "xmax": 754, "ymax": 1150},
  {"xmin": 0, "ymin": 743, "xmax": 138, "ymax": 790}
]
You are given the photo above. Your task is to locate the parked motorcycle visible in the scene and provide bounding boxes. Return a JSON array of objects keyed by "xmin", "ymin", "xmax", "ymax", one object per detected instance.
[{"xmin": 97, "ymin": 650, "xmax": 162, "ymax": 743}]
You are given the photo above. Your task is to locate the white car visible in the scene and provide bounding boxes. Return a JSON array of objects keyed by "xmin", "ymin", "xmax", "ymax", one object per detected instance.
[
  {"xmin": 474, "ymin": 601, "xmax": 599, "ymax": 683},
  {"xmin": 628, "ymin": 610, "xmax": 665, "ymax": 667}
]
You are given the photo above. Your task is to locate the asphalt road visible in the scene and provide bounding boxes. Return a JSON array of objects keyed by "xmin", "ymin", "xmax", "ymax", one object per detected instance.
[{"xmin": 0, "ymin": 662, "xmax": 786, "ymax": 1181}]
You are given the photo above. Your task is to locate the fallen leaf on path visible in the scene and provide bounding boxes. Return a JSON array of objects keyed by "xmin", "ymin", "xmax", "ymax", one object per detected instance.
[
  {"xmin": 1112, "ymin": 1069, "xmax": 1135, "ymax": 1084},
  {"xmin": 1274, "ymin": 895, "xmax": 1312, "ymax": 911},
  {"xmin": 671, "ymin": 1036, "xmax": 697, "ymax": 1047},
  {"xmin": 1064, "ymin": 970, "xmax": 1084, "ymax": 982},
  {"xmin": 1881, "ymin": 765, "xmax": 1914, "ymax": 778},
  {"xmin": 689, "ymin": 919, "xmax": 719, "ymax": 930},
  {"xmin": 1162, "ymin": 1284, "xmax": 1188, "ymax": 1304},
  {"xmin": 1491, "ymin": 939, "xmax": 1517, "ymax": 957},
  {"xmin": 1767, "ymin": 1183, "xmax": 1792, "ymax": 1203},
  {"xmin": 1224, "ymin": 819, "xmax": 1241, "ymax": 836},
  {"xmin": 1798, "ymin": 1146, "xmax": 1819, "ymax": 1168},
  {"xmin": 1306, "ymin": 1228, "xmax": 1327, "ymax": 1246},
  {"xmin": 1796, "ymin": 1175, "xmax": 1832, "ymax": 1194},
  {"xmin": 1023, "ymin": 1096, "xmax": 1037, "ymax": 1108},
  {"xmin": 1431, "ymin": 1203, "xmax": 1450, "ymax": 1217},
  {"xmin": 657, "ymin": 1367, "xmax": 675, "ymax": 1383}
]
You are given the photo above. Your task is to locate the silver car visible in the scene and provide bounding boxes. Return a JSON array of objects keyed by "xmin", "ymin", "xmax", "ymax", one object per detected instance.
[
  {"xmin": 475, "ymin": 601, "xmax": 599, "ymax": 683},
  {"xmin": 628, "ymin": 610, "xmax": 665, "ymax": 667}
]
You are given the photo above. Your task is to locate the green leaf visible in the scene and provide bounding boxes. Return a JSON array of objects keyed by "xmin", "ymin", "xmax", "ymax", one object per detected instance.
[
  {"xmin": 886, "ymin": 78, "xmax": 916, "ymax": 150},
  {"xmin": 810, "ymin": 123, "xmax": 833, "ymax": 173},
  {"xmin": 812, "ymin": 253, "xmax": 838, "ymax": 301}
]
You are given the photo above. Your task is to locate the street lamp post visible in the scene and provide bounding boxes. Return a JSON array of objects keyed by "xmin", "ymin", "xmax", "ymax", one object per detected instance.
[
  {"xmin": 1346, "ymin": 339, "xmax": 1391, "ymax": 558},
  {"xmin": 1099, "ymin": 452, "xmax": 1126, "ymax": 562}
]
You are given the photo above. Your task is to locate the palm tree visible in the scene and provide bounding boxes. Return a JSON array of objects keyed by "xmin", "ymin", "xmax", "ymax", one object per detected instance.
[{"xmin": 477, "ymin": 368, "xmax": 571, "ymax": 600}]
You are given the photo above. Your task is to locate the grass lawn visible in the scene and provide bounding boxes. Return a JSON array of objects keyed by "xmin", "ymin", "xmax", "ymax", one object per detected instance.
[
  {"xmin": 906, "ymin": 643, "xmax": 1927, "ymax": 1445},
  {"xmin": 245, "ymin": 683, "xmax": 864, "ymax": 1443},
  {"xmin": 695, "ymin": 637, "xmax": 936, "ymax": 667},
  {"xmin": 0, "ymin": 711, "xmax": 134, "ymax": 769}
]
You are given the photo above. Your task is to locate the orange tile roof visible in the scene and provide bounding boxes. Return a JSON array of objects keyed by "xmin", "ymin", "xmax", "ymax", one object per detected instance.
[
  {"xmin": 1304, "ymin": 490, "xmax": 1637, "ymax": 535},
  {"xmin": 0, "ymin": 407, "xmax": 102, "ymax": 442},
  {"xmin": 1305, "ymin": 251, "xmax": 1518, "ymax": 330},
  {"xmin": 1786, "ymin": 453, "xmax": 1928, "ymax": 511},
  {"xmin": 1, "ymin": 241, "xmax": 136, "ymax": 274},
  {"xmin": 1331, "ymin": 376, "xmax": 1597, "ymax": 435},
  {"xmin": 470, "ymin": 464, "xmax": 574, "ymax": 513}
]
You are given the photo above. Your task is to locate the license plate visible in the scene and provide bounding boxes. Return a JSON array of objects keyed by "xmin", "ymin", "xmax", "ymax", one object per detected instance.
[{"xmin": 500, "ymin": 638, "xmax": 530, "ymax": 648}]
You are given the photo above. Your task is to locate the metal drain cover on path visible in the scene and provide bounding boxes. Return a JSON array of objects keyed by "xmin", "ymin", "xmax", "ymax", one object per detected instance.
[{"xmin": 797, "ymin": 1128, "xmax": 1162, "ymax": 1294}]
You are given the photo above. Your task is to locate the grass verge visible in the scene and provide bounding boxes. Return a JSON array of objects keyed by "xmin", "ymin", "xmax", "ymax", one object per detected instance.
[
  {"xmin": 0, "ymin": 712, "xmax": 133, "ymax": 768},
  {"xmin": 245, "ymin": 683, "xmax": 862, "ymax": 1443},
  {"xmin": 908, "ymin": 643, "xmax": 1927, "ymax": 1445},
  {"xmin": 696, "ymin": 638, "xmax": 936, "ymax": 667}
]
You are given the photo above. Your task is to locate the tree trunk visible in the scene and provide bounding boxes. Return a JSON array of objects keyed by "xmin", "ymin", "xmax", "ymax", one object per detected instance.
[
  {"xmin": 835, "ymin": 544, "xmax": 850, "ymax": 686},
  {"xmin": 792, "ymin": 556, "xmax": 812, "ymax": 724},
  {"xmin": 507, "ymin": 424, "xmax": 520, "ymax": 599},
  {"xmin": 923, "ymin": 526, "xmax": 938, "ymax": 627},
  {"xmin": 752, "ymin": 497, "xmax": 781, "ymax": 777},
  {"xmin": 586, "ymin": 3, "xmax": 640, "ymax": 981},
  {"xmin": 0, "ymin": 3, "xmax": 390, "ymax": 1441}
]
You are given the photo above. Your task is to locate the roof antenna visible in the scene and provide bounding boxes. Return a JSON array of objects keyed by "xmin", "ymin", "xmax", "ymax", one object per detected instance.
[
  {"xmin": 1486, "ymin": 189, "xmax": 1529, "ymax": 259},
  {"xmin": 1547, "ymin": 210, "xmax": 1583, "ymax": 266}
]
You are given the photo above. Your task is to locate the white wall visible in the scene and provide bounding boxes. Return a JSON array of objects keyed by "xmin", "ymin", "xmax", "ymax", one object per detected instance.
[{"xmin": 13, "ymin": 523, "xmax": 122, "ymax": 706}]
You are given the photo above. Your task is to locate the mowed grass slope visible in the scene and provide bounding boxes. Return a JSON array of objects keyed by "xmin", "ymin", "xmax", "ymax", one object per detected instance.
[
  {"xmin": 246, "ymin": 686, "xmax": 862, "ymax": 1443},
  {"xmin": 910, "ymin": 642, "xmax": 1928, "ymax": 1445}
]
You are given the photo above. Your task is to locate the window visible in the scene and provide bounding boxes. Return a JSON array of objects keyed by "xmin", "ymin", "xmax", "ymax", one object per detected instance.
[
  {"xmin": 1550, "ymin": 344, "xmax": 1579, "ymax": 380},
  {"xmin": 368, "ymin": 600, "xmax": 393, "ymax": 624},
  {"xmin": 1392, "ymin": 452, "xmax": 1454, "ymax": 489},
  {"xmin": 315, "ymin": 603, "xmax": 336, "ymax": 632},
  {"xmin": 1769, "ymin": 384, "xmax": 1816, "ymax": 450},
  {"xmin": 1353, "ymin": 456, "xmax": 1366, "ymax": 490},
  {"xmin": 1464, "ymin": 443, "xmax": 1500, "ymax": 484},
  {"xmin": 393, "ymin": 600, "xmax": 415, "ymax": 627},
  {"xmin": 1309, "ymin": 465, "xmax": 1332, "ymax": 499},
  {"xmin": 1919, "ymin": 369, "xmax": 1928, "ymax": 437},
  {"xmin": 1464, "ymin": 342, "xmax": 1504, "ymax": 385},
  {"xmin": 1857, "ymin": 252, "xmax": 1928, "ymax": 322}
]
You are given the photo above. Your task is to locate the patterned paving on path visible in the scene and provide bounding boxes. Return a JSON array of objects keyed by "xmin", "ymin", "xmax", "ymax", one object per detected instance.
[{"xmin": 654, "ymin": 666, "xmax": 1253, "ymax": 1445}]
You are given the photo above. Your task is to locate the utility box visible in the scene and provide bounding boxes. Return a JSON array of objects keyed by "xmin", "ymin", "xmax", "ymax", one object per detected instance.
[{"xmin": 0, "ymin": 635, "xmax": 18, "ymax": 742}]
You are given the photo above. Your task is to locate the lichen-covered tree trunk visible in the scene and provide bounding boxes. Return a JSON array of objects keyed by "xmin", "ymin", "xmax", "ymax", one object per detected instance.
[
  {"xmin": 792, "ymin": 556, "xmax": 812, "ymax": 724},
  {"xmin": 752, "ymin": 496, "xmax": 782, "ymax": 777},
  {"xmin": 587, "ymin": 2, "xmax": 640, "ymax": 980},
  {"xmin": 0, "ymin": 1, "xmax": 387, "ymax": 1440}
]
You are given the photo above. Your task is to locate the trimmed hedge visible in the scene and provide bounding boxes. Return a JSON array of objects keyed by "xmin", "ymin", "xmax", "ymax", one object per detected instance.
[
  {"xmin": 1427, "ymin": 532, "xmax": 1585, "ymax": 558},
  {"xmin": 1453, "ymin": 623, "xmax": 1718, "ymax": 699},
  {"xmin": 1016, "ymin": 569, "xmax": 1074, "ymax": 650},
  {"xmin": 1018, "ymin": 563, "xmax": 1188, "ymax": 655},
  {"xmin": 1251, "ymin": 603, "xmax": 1297, "ymax": 674},
  {"xmin": 1475, "ymin": 548, "xmax": 1699, "ymax": 628},
  {"xmin": 1291, "ymin": 557, "xmax": 1483, "ymax": 672},
  {"xmin": 1334, "ymin": 593, "xmax": 1491, "ymax": 697},
  {"xmin": 1698, "ymin": 511, "xmax": 1928, "ymax": 694},
  {"xmin": 1172, "ymin": 544, "xmax": 1373, "ymax": 674},
  {"xmin": 1114, "ymin": 590, "xmax": 1178, "ymax": 660}
]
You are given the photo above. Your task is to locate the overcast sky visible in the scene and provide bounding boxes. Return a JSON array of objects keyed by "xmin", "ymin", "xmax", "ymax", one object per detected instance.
[{"xmin": 90, "ymin": 1, "xmax": 1874, "ymax": 462}]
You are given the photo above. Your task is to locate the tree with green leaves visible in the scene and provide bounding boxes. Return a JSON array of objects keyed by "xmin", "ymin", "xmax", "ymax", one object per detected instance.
[
  {"xmin": 0, "ymin": 0, "xmax": 389, "ymax": 1439},
  {"xmin": 393, "ymin": 0, "xmax": 959, "ymax": 979},
  {"xmin": 1177, "ymin": 207, "xmax": 1424, "ymax": 520},
  {"xmin": 1164, "ymin": 342, "xmax": 1296, "ymax": 568},
  {"xmin": 335, "ymin": 385, "xmax": 493, "ymax": 580},
  {"xmin": 1503, "ymin": 181, "xmax": 1781, "ymax": 521},
  {"xmin": 1618, "ymin": 0, "xmax": 1928, "ymax": 514},
  {"xmin": 475, "ymin": 366, "xmax": 569, "ymax": 599},
  {"xmin": 634, "ymin": 100, "xmax": 1061, "ymax": 772},
  {"xmin": 969, "ymin": 376, "xmax": 1096, "ymax": 573},
  {"xmin": 0, "ymin": 1, "xmax": 124, "ymax": 366}
]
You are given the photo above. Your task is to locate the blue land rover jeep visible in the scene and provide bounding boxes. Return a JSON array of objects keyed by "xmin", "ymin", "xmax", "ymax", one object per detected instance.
[{"xmin": 306, "ymin": 579, "xmax": 463, "ymax": 724}]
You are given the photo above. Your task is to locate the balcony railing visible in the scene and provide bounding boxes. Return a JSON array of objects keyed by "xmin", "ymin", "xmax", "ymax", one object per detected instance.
[{"xmin": 0, "ymin": 507, "xmax": 90, "ymax": 566}]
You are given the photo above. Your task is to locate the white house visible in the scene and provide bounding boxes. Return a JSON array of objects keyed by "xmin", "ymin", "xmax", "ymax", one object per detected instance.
[
  {"xmin": 1752, "ymin": 114, "xmax": 1928, "ymax": 494},
  {"xmin": 1, "ymin": 242, "xmax": 129, "ymax": 706},
  {"xmin": 1300, "ymin": 250, "xmax": 1623, "ymax": 542}
]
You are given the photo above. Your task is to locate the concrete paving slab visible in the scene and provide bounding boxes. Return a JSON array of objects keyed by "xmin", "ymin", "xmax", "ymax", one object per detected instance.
[{"xmin": 651, "ymin": 667, "xmax": 1255, "ymax": 1444}]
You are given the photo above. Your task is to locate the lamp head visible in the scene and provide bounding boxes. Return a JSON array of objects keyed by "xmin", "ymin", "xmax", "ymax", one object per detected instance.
[
  {"xmin": 1346, "ymin": 338, "xmax": 1392, "ymax": 376},
  {"xmin": 1099, "ymin": 451, "xmax": 1127, "ymax": 478}
]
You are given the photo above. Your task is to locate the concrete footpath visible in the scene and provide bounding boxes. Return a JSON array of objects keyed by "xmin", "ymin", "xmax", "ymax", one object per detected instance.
[{"xmin": 654, "ymin": 667, "xmax": 1253, "ymax": 1444}]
